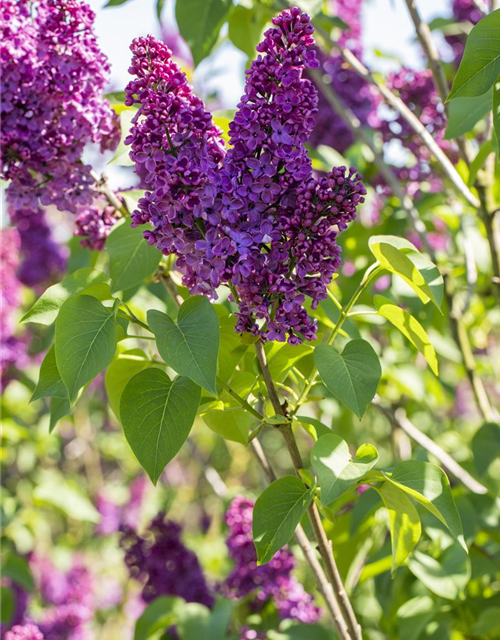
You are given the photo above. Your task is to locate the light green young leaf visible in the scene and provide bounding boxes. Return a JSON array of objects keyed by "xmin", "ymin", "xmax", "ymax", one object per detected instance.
[
  {"xmin": 148, "ymin": 296, "xmax": 220, "ymax": 395},
  {"xmin": 107, "ymin": 220, "xmax": 161, "ymax": 294},
  {"xmin": 21, "ymin": 268, "xmax": 111, "ymax": 325},
  {"xmin": 105, "ymin": 349, "xmax": 151, "ymax": 420},
  {"xmin": 201, "ymin": 406, "xmax": 255, "ymax": 444},
  {"xmin": 176, "ymin": 0, "xmax": 231, "ymax": 66},
  {"xmin": 228, "ymin": 4, "xmax": 273, "ymax": 58},
  {"xmin": 374, "ymin": 295, "xmax": 439, "ymax": 375},
  {"xmin": 397, "ymin": 596, "xmax": 436, "ymax": 640},
  {"xmin": 408, "ymin": 546, "xmax": 471, "ymax": 599},
  {"xmin": 376, "ymin": 481, "xmax": 422, "ymax": 573},
  {"xmin": 55, "ymin": 296, "xmax": 118, "ymax": 403},
  {"xmin": 295, "ymin": 415, "xmax": 332, "ymax": 441},
  {"xmin": 31, "ymin": 346, "xmax": 67, "ymax": 402},
  {"xmin": 386, "ymin": 460, "xmax": 466, "ymax": 551},
  {"xmin": 108, "ymin": 109, "xmax": 136, "ymax": 165},
  {"xmin": 134, "ymin": 596, "xmax": 181, "ymax": 640},
  {"xmin": 447, "ymin": 9, "xmax": 500, "ymax": 100},
  {"xmin": 253, "ymin": 476, "xmax": 313, "ymax": 565},
  {"xmin": 314, "ymin": 340, "xmax": 381, "ymax": 419},
  {"xmin": 493, "ymin": 74, "xmax": 500, "ymax": 152},
  {"xmin": 444, "ymin": 88, "xmax": 493, "ymax": 139},
  {"xmin": 120, "ymin": 368, "xmax": 201, "ymax": 484},
  {"xmin": 311, "ymin": 433, "xmax": 379, "ymax": 505},
  {"xmin": 33, "ymin": 480, "xmax": 100, "ymax": 522},
  {"xmin": 177, "ymin": 603, "xmax": 211, "ymax": 640},
  {"xmin": 49, "ymin": 397, "xmax": 71, "ymax": 433}
]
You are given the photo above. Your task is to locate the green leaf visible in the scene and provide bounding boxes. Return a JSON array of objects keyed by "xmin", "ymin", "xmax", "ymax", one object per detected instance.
[
  {"xmin": 202, "ymin": 406, "xmax": 255, "ymax": 444},
  {"xmin": 493, "ymin": 74, "xmax": 500, "ymax": 151},
  {"xmin": 104, "ymin": 91, "xmax": 135, "ymax": 115},
  {"xmin": 0, "ymin": 586, "xmax": 14, "ymax": 624},
  {"xmin": 1, "ymin": 554, "xmax": 34, "ymax": 591},
  {"xmin": 134, "ymin": 596, "xmax": 181, "ymax": 640},
  {"xmin": 216, "ymin": 308, "xmax": 247, "ymax": 384},
  {"xmin": 386, "ymin": 460, "xmax": 466, "ymax": 551},
  {"xmin": 314, "ymin": 340, "xmax": 381, "ymax": 419},
  {"xmin": 31, "ymin": 346, "xmax": 67, "ymax": 402},
  {"xmin": 177, "ymin": 603, "xmax": 211, "ymax": 640},
  {"xmin": 295, "ymin": 415, "xmax": 332, "ymax": 441},
  {"xmin": 105, "ymin": 349, "xmax": 151, "ymax": 420},
  {"xmin": 397, "ymin": 596, "xmax": 436, "ymax": 640},
  {"xmin": 408, "ymin": 546, "xmax": 471, "ymax": 599},
  {"xmin": 228, "ymin": 5, "xmax": 272, "ymax": 58},
  {"xmin": 49, "ymin": 397, "xmax": 71, "ymax": 433},
  {"xmin": 468, "ymin": 139, "xmax": 494, "ymax": 186},
  {"xmin": 107, "ymin": 220, "xmax": 161, "ymax": 294},
  {"xmin": 253, "ymin": 476, "xmax": 313, "ymax": 565},
  {"xmin": 374, "ymin": 295, "xmax": 439, "ymax": 375},
  {"xmin": 376, "ymin": 481, "xmax": 422, "ymax": 572},
  {"xmin": 369, "ymin": 239, "xmax": 442, "ymax": 310},
  {"xmin": 447, "ymin": 9, "xmax": 500, "ymax": 100},
  {"xmin": 444, "ymin": 88, "xmax": 493, "ymax": 139},
  {"xmin": 148, "ymin": 297, "xmax": 220, "ymax": 395},
  {"xmin": 311, "ymin": 433, "xmax": 379, "ymax": 505},
  {"xmin": 33, "ymin": 479, "xmax": 100, "ymax": 522},
  {"xmin": 55, "ymin": 296, "xmax": 118, "ymax": 403},
  {"xmin": 120, "ymin": 368, "xmax": 201, "ymax": 484},
  {"xmin": 21, "ymin": 268, "xmax": 110, "ymax": 325},
  {"xmin": 109, "ymin": 109, "xmax": 136, "ymax": 165},
  {"xmin": 104, "ymin": 0, "xmax": 133, "ymax": 6},
  {"xmin": 206, "ymin": 599, "xmax": 233, "ymax": 640},
  {"xmin": 175, "ymin": 0, "xmax": 232, "ymax": 66}
]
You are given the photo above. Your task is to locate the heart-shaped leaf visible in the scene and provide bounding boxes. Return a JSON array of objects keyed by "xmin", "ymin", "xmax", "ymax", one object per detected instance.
[
  {"xmin": 55, "ymin": 296, "xmax": 118, "ymax": 403},
  {"xmin": 253, "ymin": 476, "xmax": 313, "ymax": 565},
  {"xmin": 105, "ymin": 349, "xmax": 151, "ymax": 420},
  {"xmin": 374, "ymin": 296, "xmax": 439, "ymax": 375},
  {"xmin": 311, "ymin": 433, "xmax": 379, "ymax": 505},
  {"xmin": 314, "ymin": 340, "xmax": 381, "ymax": 419},
  {"xmin": 120, "ymin": 368, "xmax": 201, "ymax": 484},
  {"xmin": 148, "ymin": 296, "xmax": 219, "ymax": 395}
]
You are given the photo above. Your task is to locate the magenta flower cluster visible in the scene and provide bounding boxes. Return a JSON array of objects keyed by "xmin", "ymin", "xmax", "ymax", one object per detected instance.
[
  {"xmin": 222, "ymin": 496, "xmax": 321, "ymax": 624},
  {"xmin": 126, "ymin": 8, "xmax": 365, "ymax": 344},
  {"xmin": 74, "ymin": 198, "xmax": 121, "ymax": 251},
  {"xmin": 120, "ymin": 514, "xmax": 214, "ymax": 607},
  {"xmin": 5, "ymin": 624, "xmax": 44, "ymax": 640}
]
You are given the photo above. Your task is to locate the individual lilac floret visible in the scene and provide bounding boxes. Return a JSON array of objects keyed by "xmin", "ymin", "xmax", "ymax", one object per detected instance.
[
  {"xmin": 120, "ymin": 514, "xmax": 214, "ymax": 607},
  {"xmin": 0, "ymin": 0, "xmax": 120, "ymax": 214},
  {"xmin": 222, "ymin": 496, "xmax": 321, "ymax": 623},
  {"xmin": 74, "ymin": 199, "xmax": 120, "ymax": 251},
  {"xmin": 4, "ymin": 624, "xmax": 44, "ymax": 640},
  {"xmin": 11, "ymin": 209, "xmax": 67, "ymax": 286},
  {"xmin": 125, "ymin": 35, "xmax": 226, "ymax": 297}
]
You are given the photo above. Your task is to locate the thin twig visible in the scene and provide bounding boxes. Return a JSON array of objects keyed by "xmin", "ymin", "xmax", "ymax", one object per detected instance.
[{"xmin": 90, "ymin": 169, "xmax": 128, "ymax": 217}]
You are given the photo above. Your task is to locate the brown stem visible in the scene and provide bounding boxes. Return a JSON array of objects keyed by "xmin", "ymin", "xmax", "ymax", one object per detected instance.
[
  {"xmin": 254, "ymin": 341, "xmax": 362, "ymax": 640},
  {"xmin": 90, "ymin": 169, "xmax": 128, "ymax": 217}
]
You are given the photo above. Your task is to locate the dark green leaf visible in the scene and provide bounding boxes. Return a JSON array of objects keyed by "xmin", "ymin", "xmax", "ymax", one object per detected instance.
[
  {"xmin": 397, "ymin": 596, "xmax": 436, "ymax": 640},
  {"xmin": 314, "ymin": 340, "xmax": 381, "ymax": 419},
  {"xmin": 253, "ymin": 476, "xmax": 313, "ymax": 564},
  {"xmin": 374, "ymin": 295, "xmax": 439, "ymax": 375},
  {"xmin": 104, "ymin": 0, "xmax": 133, "ymax": 6},
  {"xmin": 148, "ymin": 297, "xmax": 220, "ymax": 395},
  {"xmin": 176, "ymin": 0, "xmax": 232, "ymax": 66},
  {"xmin": 493, "ymin": 74, "xmax": 500, "ymax": 151},
  {"xmin": 1, "ymin": 554, "xmax": 34, "ymax": 591},
  {"xmin": 49, "ymin": 397, "xmax": 71, "ymax": 433},
  {"xmin": 311, "ymin": 433, "xmax": 379, "ymax": 505},
  {"xmin": 408, "ymin": 546, "xmax": 471, "ymax": 599},
  {"xmin": 107, "ymin": 220, "xmax": 161, "ymax": 294},
  {"xmin": 295, "ymin": 415, "xmax": 332, "ymax": 441},
  {"xmin": 0, "ymin": 586, "xmax": 14, "ymax": 624},
  {"xmin": 156, "ymin": 0, "xmax": 165, "ymax": 21},
  {"xmin": 444, "ymin": 88, "xmax": 493, "ymax": 139},
  {"xmin": 387, "ymin": 460, "xmax": 466, "ymax": 551},
  {"xmin": 120, "ymin": 368, "xmax": 201, "ymax": 484},
  {"xmin": 447, "ymin": 9, "xmax": 500, "ymax": 100},
  {"xmin": 134, "ymin": 596, "xmax": 181, "ymax": 640},
  {"xmin": 55, "ymin": 296, "xmax": 118, "ymax": 403},
  {"xmin": 376, "ymin": 481, "xmax": 422, "ymax": 572},
  {"xmin": 21, "ymin": 268, "xmax": 110, "ymax": 325},
  {"xmin": 31, "ymin": 346, "xmax": 67, "ymax": 402}
]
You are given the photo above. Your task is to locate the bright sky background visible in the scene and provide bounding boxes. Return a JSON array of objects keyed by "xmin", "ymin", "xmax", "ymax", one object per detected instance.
[{"xmin": 88, "ymin": 0, "xmax": 453, "ymax": 108}]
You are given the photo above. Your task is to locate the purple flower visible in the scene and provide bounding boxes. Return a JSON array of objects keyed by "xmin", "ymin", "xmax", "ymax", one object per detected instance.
[
  {"xmin": 5, "ymin": 624, "xmax": 44, "ymax": 640},
  {"xmin": 120, "ymin": 514, "xmax": 214, "ymax": 607},
  {"xmin": 222, "ymin": 496, "xmax": 321, "ymax": 623},
  {"xmin": 74, "ymin": 199, "xmax": 120, "ymax": 251}
]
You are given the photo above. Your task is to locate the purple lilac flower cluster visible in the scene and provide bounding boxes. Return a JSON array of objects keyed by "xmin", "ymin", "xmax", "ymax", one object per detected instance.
[
  {"xmin": 12, "ymin": 209, "xmax": 67, "ymax": 286},
  {"xmin": 0, "ymin": 228, "xmax": 27, "ymax": 389},
  {"xmin": 95, "ymin": 476, "xmax": 148, "ymax": 535},
  {"xmin": 74, "ymin": 198, "xmax": 121, "ymax": 251},
  {"xmin": 126, "ymin": 8, "xmax": 365, "ymax": 343},
  {"xmin": 30, "ymin": 556, "xmax": 95, "ymax": 640},
  {"xmin": 0, "ymin": 0, "xmax": 119, "ymax": 213},
  {"xmin": 5, "ymin": 624, "xmax": 44, "ymax": 640},
  {"xmin": 222, "ymin": 496, "xmax": 321, "ymax": 624},
  {"xmin": 309, "ymin": 0, "xmax": 380, "ymax": 154},
  {"xmin": 119, "ymin": 514, "xmax": 214, "ymax": 607},
  {"xmin": 445, "ymin": 0, "xmax": 487, "ymax": 66},
  {"xmin": 380, "ymin": 68, "xmax": 456, "ymax": 194}
]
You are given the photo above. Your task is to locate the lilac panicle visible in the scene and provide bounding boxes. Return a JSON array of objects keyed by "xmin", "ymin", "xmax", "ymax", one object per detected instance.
[
  {"xmin": 125, "ymin": 34, "xmax": 226, "ymax": 297},
  {"xmin": 222, "ymin": 496, "xmax": 321, "ymax": 623},
  {"xmin": 74, "ymin": 198, "xmax": 121, "ymax": 251},
  {"xmin": 120, "ymin": 514, "xmax": 214, "ymax": 607},
  {"xmin": 126, "ymin": 8, "xmax": 366, "ymax": 344},
  {"xmin": 4, "ymin": 624, "xmax": 44, "ymax": 640}
]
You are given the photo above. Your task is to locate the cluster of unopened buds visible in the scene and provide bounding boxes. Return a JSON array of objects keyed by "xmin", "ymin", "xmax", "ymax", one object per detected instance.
[{"xmin": 126, "ymin": 7, "xmax": 366, "ymax": 344}]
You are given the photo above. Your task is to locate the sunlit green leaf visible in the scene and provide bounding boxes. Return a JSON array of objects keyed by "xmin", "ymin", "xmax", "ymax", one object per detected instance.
[{"xmin": 176, "ymin": 0, "xmax": 231, "ymax": 66}]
